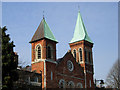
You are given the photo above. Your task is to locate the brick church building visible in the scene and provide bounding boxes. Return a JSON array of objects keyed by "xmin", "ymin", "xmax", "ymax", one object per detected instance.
[{"xmin": 29, "ymin": 11, "xmax": 94, "ymax": 89}]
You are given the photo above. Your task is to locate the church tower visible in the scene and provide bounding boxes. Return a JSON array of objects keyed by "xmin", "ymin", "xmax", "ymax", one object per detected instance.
[
  {"xmin": 69, "ymin": 11, "xmax": 94, "ymax": 88},
  {"xmin": 29, "ymin": 17, "xmax": 58, "ymax": 89}
]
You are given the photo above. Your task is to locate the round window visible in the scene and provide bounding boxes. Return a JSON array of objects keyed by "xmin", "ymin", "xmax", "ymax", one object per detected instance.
[{"xmin": 67, "ymin": 60, "xmax": 74, "ymax": 71}]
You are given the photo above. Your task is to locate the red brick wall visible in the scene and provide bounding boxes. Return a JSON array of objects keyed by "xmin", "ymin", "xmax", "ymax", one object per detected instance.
[
  {"xmin": 69, "ymin": 40, "xmax": 94, "ymax": 88},
  {"xmin": 31, "ymin": 38, "xmax": 57, "ymax": 89},
  {"xmin": 31, "ymin": 62, "xmax": 44, "ymax": 88},
  {"xmin": 55, "ymin": 52, "xmax": 85, "ymax": 88},
  {"xmin": 86, "ymin": 72, "xmax": 94, "ymax": 88},
  {"xmin": 46, "ymin": 62, "xmax": 57, "ymax": 88},
  {"xmin": 31, "ymin": 39, "xmax": 57, "ymax": 62},
  {"xmin": 30, "ymin": 38, "xmax": 94, "ymax": 89}
]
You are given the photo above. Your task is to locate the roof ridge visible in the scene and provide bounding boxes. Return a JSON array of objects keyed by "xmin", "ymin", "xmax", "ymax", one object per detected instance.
[
  {"xmin": 30, "ymin": 18, "xmax": 58, "ymax": 43},
  {"xmin": 43, "ymin": 18, "xmax": 45, "ymax": 38}
]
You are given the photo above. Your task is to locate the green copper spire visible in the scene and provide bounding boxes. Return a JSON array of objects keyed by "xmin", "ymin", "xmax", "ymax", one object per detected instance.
[
  {"xmin": 30, "ymin": 18, "xmax": 58, "ymax": 43},
  {"xmin": 69, "ymin": 11, "xmax": 93, "ymax": 44},
  {"xmin": 43, "ymin": 19, "xmax": 58, "ymax": 42}
]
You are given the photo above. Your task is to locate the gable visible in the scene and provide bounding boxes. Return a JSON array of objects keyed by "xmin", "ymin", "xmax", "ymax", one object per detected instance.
[{"xmin": 56, "ymin": 51, "xmax": 84, "ymax": 78}]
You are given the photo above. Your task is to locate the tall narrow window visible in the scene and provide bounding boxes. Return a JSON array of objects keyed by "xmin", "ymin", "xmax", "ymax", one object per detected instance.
[
  {"xmin": 90, "ymin": 80, "xmax": 91, "ymax": 87},
  {"xmin": 73, "ymin": 50, "xmax": 76, "ymax": 60},
  {"xmin": 36, "ymin": 45, "xmax": 41, "ymax": 60},
  {"xmin": 47, "ymin": 46, "xmax": 51, "ymax": 59},
  {"xmin": 85, "ymin": 49, "xmax": 87, "ymax": 62},
  {"xmin": 37, "ymin": 46, "xmax": 41, "ymax": 59},
  {"xmin": 89, "ymin": 52, "xmax": 91, "ymax": 64},
  {"xmin": 51, "ymin": 71, "xmax": 53, "ymax": 80},
  {"xmin": 79, "ymin": 48, "xmax": 82, "ymax": 62}
]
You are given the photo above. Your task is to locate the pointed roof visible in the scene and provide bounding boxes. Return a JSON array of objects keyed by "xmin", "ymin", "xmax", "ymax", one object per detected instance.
[
  {"xmin": 30, "ymin": 18, "xmax": 58, "ymax": 43},
  {"xmin": 69, "ymin": 11, "xmax": 93, "ymax": 44}
]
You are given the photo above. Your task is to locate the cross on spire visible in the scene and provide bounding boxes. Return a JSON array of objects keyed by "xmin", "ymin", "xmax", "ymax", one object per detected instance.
[
  {"xmin": 43, "ymin": 10, "xmax": 45, "ymax": 19},
  {"xmin": 78, "ymin": 5, "xmax": 80, "ymax": 11}
]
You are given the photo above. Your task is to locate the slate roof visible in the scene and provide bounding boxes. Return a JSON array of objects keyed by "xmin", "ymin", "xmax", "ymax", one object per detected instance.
[
  {"xmin": 30, "ymin": 18, "xmax": 58, "ymax": 43},
  {"xmin": 69, "ymin": 11, "xmax": 93, "ymax": 44}
]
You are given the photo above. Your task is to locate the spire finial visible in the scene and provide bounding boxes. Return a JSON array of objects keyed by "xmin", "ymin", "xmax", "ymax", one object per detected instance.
[
  {"xmin": 43, "ymin": 10, "xmax": 45, "ymax": 19},
  {"xmin": 78, "ymin": 5, "xmax": 80, "ymax": 12}
]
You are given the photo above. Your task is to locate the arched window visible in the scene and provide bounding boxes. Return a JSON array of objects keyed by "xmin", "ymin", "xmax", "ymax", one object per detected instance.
[
  {"xmin": 85, "ymin": 49, "xmax": 88, "ymax": 62},
  {"xmin": 37, "ymin": 46, "xmax": 41, "ymax": 59},
  {"xmin": 76, "ymin": 83, "xmax": 83, "ymax": 88},
  {"xmin": 73, "ymin": 50, "xmax": 76, "ymax": 60},
  {"xmin": 79, "ymin": 48, "xmax": 82, "ymax": 62},
  {"xmin": 36, "ymin": 45, "xmax": 41, "ymax": 59},
  {"xmin": 89, "ymin": 51, "xmax": 92, "ymax": 64},
  {"xmin": 59, "ymin": 79, "xmax": 65, "ymax": 88},
  {"xmin": 47, "ymin": 46, "xmax": 52, "ymax": 59},
  {"xmin": 68, "ymin": 81, "xmax": 75, "ymax": 88}
]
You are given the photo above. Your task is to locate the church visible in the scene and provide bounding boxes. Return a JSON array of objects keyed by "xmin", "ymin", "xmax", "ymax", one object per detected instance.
[{"xmin": 29, "ymin": 11, "xmax": 94, "ymax": 89}]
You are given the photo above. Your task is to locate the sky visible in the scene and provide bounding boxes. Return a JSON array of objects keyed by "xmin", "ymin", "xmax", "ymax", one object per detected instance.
[
  {"xmin": 1, "ymin": 0, "xmax": 120, "ymax": 2},
  {"xmin": 2, "ymin": 2, "xmax": 118, "ymax": 82}
]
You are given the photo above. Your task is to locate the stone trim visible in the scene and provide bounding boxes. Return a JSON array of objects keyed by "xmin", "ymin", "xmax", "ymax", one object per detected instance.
[
  {"xmin": 31, "ymin": 59, "xmax": 57, "ymax": 64},
  {"xmin": 45, "ymin": 59, "xmax": 57, "ymax": 64},
  {"xmin": 35, "ymin": 44, "xmax": 42, "ymax": 60}
]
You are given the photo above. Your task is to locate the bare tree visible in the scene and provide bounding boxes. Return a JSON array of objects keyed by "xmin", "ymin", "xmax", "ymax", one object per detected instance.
[{"xmin": 105, "ymin": 60, "xmax": 120, "ymax": 88}]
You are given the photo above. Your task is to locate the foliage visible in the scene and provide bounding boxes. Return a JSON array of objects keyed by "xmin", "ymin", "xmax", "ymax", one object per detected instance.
[
  {"xmin": 105, "ymin": 60, "xmax": 120, "ymax": 88},
  {"xmin": 2, "ymin": 26, "xmax": 18, "ymax": 90}
]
